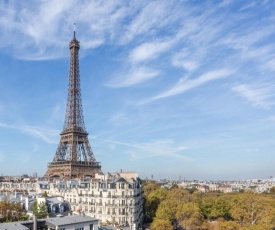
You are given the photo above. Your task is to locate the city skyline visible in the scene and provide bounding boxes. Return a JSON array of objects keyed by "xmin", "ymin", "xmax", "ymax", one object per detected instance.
[{"xmin": 0, "ymin": 1, "xmax": 275, "ymax": 180}]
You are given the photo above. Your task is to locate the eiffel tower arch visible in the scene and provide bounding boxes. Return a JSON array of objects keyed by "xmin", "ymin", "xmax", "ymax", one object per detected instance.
[{"xmin": 45, "ymin": 30, "xmax": 102, "ymax": 179}]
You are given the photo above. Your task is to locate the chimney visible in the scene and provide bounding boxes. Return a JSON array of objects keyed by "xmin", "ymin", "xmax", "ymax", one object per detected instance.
[{"xmin": 25, "ymin": 196, "xmax": 29, "ymax": 211}]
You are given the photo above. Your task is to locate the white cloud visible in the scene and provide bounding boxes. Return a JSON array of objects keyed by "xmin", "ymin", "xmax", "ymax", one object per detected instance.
[
  {"xmin": 0, "ymin": 1, "xmax": 184, "ymax": 60},
  {"xmin": 109, "ymin": 112, "xmax": 128, "ymax": 124},
  {"xmin": 129, "ymin": 39, "xmax": 174, "ymax": 63},
  {"xmin": 106, "ymin": 66, "xmax": 159, "ymax": 88},
  {"xmin": 103, "ymin": 138, "xmax": 192, "ymax": 161},
  {"xmin": 172, "ymin": 51, "xmax": 199, "ymax": 71},
  {"xmin": 122, "ymin": 1, "xmax": 179, "ymax": 44},
  {"xmin": 0, "ymin": 122, "xmax": 58, "ymax": 144},
  {"xmin": 232, "ymin": 83, "xmax": 275, "ymax": 109},
  {"xmin": 0, "ymin": 0, "xmax": 131, "ymax": 59},
  {"xmin": 142, "ymin": 69, "xmax": 233, "ymax": 103},
  {"xmin": 22, "ymin": 125, "xmax": 58, "ymax": 144}
]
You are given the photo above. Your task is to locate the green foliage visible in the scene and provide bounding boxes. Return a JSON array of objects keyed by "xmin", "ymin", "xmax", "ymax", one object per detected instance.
[
  {"xmin": 143, "ymin": 181, "xmax": 161, "ymax": 197},
  {"xmin": 41, "ymin": 191, "xmax": 48, "ymax": 198},
  {"xmin": 144, "ymin": 187, "xmax": 168, "ymax": 222},
  {"xmin": 33, "ymin": 200, "xmax": 48, "ymax": 219},
  {"xmin": 200, "ymin": 197, "xmax": 231, "ymax": 221},
  {"xmin": 231, "ymin": 191, "xmax": 261, "ymax": 225},
  {"xmin": 155, "ymin": 199, "xmax": 178, "ymax": 221},
  {"xmin": 219, "ymin": 221, "xmax": 239, "ymax": 230},
  {"xmin": 176, "ymin": 202, "xmax": 203, "ymax": 230},
  {"xmin": 143, "ymin": 183, "xmax": 275, "ymax": 229},
  {"xmin": 186, "ymin": 186, "xmax": 198, "ymax": 194},
  {"xmin": 166, "ymin": 187, "xmax": 191, "ymax": 202},
  {"xmin": 270, "ymin": 186, "xmax": 275, "ymax": 194},
  {"xmin": 150, "ymin": 218, "xmax": 174, "ymax": 230},
  {"xmin": 0, "ymin": 201, "xmax": 26, "ymax": 222}
]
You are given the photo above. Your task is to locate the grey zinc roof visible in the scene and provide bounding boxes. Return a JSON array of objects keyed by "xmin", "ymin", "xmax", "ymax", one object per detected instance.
[
  {"xmin": 47, "ymin": 197, "xmax": 64, "ymax": 204},
  {"xmin": 0, "ymin": 222, "xmax": 29, "ymax": 230},
  {"xmin": 46, "ymin": 215, "xmax": 97, "ymax": 227},
  {"xmin": 116, "ymin": 177, "xmax": 128, "ymax": 183}
]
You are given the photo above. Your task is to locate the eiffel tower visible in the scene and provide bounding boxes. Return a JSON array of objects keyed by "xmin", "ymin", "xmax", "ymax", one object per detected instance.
[{"xmin": 45, "ymin": 29, "xmax": 102, "ymax": 179}]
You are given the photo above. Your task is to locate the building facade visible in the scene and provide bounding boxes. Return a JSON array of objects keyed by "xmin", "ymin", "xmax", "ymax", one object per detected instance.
[{"xmin": 0, "ymin": 172, "xmax": 143, "ymax": 229}]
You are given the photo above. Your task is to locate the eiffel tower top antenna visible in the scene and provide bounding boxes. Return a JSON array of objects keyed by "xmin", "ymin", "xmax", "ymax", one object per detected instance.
[{"xmin": 63, "ymin": 23, "xmax": 85, "ymax": 133}]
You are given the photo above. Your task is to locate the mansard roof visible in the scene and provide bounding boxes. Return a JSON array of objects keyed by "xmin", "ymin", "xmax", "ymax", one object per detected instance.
[{"xmin": 116, "ymin": 177, "xmax": 128, "ymax": 183}]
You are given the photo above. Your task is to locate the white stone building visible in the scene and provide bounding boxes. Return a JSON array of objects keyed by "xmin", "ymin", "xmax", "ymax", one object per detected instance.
[{"xmin": 0, "ymin": 172, "xmax": 144, "ymax": 229}]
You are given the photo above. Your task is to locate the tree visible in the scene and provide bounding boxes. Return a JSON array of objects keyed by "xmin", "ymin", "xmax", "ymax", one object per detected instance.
[
  {"xmin": 0, "ymin": 201, "xmax": 26, "ymax": 222},
  {"xmin": 230, "ymin": 191, "xmax": 271, "ymax": 226},
  {"xmin": 143, "ymin": 182, "xmax": 161, "ymax": 196},
  {"xmin": 42, "ymin": 191, "xmax": 48, "ymax": 198},
  {"xmin": 33, "ymin": 200, "xmax": 48, "ymax": 219},
  {"xmin": 150, "ymin": 219, "xmax": 174, "ymax": 230},
  {"xmin": 269, "ymin": 186, "xmax": 275, "ymax": 194},
  {"xmin": 144, "ymin": 188, "xmax": 168, "ymax": 221},
  {"xmin": 166, "ymin": 188, "xmax": 191, "ymax": 202},
  {"xmin": 176, "ymin": 202, "xmax": 203, "ymax": 230},
  {"xmin": 219, "ymin": 221, "xmax": 239, "ymax": 230},
  {"xmin": 199, "ymin": 198, "xmax": 214, "ymax": 220},
  {"xmin": 155, "ymin": 199, "xmax": 178, "ymax": 221},
  {"xmin": 210, "ymin": 198, "xmax": 231, "ymax": 220}
]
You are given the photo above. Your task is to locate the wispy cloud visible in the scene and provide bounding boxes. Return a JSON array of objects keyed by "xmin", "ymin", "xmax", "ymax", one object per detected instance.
[
  {"xmin": 172, "ymin": 51, "xmax": 199, "ymax": 72},
  {"xmin": 142, "ymin": 69, "xmax": 233, "ymax": 103},
  {"xmin": 22, "ymin": 125, "xmax": 58, "ymax": 144},
  {"xmin": 106, "ymin": 66, "xmax": 159, "ymax": 88},
  {"xmin": 129, "ymin": 39, "xmax": 174, "ymax": 63},
  {"xmin": 232, "ymin": 83, "xmax": 275, "ymax": 109},
  {"xmin": 47, "ymin": 104, "xmax": 63, "ymax": 124},
  {"xmin": 121, "ymin": 1, "xmax": 180, "ymax": 44},
  {"xmin": 102, "ymin": 138, "xmax": 192, "ymax": 161},
  {"xmin": 0, "ymin": 122, "xmax": 58, "ymax": 144}
]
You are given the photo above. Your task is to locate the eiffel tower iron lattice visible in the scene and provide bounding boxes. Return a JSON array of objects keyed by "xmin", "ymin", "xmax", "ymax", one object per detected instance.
[{"xmin": 45, "ymin": 31, "xmax": 102, "ymax": 179}]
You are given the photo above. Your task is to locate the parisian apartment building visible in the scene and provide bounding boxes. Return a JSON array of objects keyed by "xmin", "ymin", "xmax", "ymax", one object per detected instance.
[{"xmin": 0, "ymin": 172, "xmax": 143, "ymax": 229}]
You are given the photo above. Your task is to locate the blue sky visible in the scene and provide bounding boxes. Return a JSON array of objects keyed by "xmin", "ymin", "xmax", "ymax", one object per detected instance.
[{"xmin": 1, "ymin": 0, "xmax": 275, "ymax": 180}]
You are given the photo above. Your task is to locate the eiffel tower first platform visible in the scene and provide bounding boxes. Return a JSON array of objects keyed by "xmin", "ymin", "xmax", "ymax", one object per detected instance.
[{"xmin": 45, "ymin": 30, "xmax": 102, "ymax": 179}]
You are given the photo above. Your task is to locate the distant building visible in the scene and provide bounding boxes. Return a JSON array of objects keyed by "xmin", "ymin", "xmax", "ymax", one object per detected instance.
[{"xmin": 7, "ymin": 192, "xmax": 71, "ymax": 217}]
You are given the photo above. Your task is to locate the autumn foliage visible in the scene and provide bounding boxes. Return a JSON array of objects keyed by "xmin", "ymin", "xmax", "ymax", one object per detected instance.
[{"xmin": 143, "ymin": 182, "xmax": 275, "ymax": 230}]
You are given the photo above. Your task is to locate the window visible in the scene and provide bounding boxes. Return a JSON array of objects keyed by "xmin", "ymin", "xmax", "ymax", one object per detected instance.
[
  {"xmin": 90, "ymin": 224, "xmax": 94, "ymax": 230},
  {"xmin": 75, "ymin": 228, "xmax": 84, "ymax": 230}
]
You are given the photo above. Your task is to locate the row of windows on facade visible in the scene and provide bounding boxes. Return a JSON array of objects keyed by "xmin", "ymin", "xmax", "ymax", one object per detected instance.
[
  {"xmin": 55, "ymin": 182, "xmax": 138, "ymax": 190},
  {"xmin": 65, "ymin": 190, "xmax": 139, "ymax": 197},
  {"xmin": 71, "ymin": 206, "xmax": 135, "ymax": 214},
  {"xmin": 44, "ymin": 225, "xmax": 93, "ymax": 230},
  {"xmin": 68, "ymin": 198, "xmax": 135, "ymax": 205}
]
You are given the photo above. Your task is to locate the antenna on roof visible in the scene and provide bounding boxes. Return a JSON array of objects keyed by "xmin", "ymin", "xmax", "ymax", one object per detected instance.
[{"xmin": 73, "ymin": 23, "xmax": 76, "ymax": 38}]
